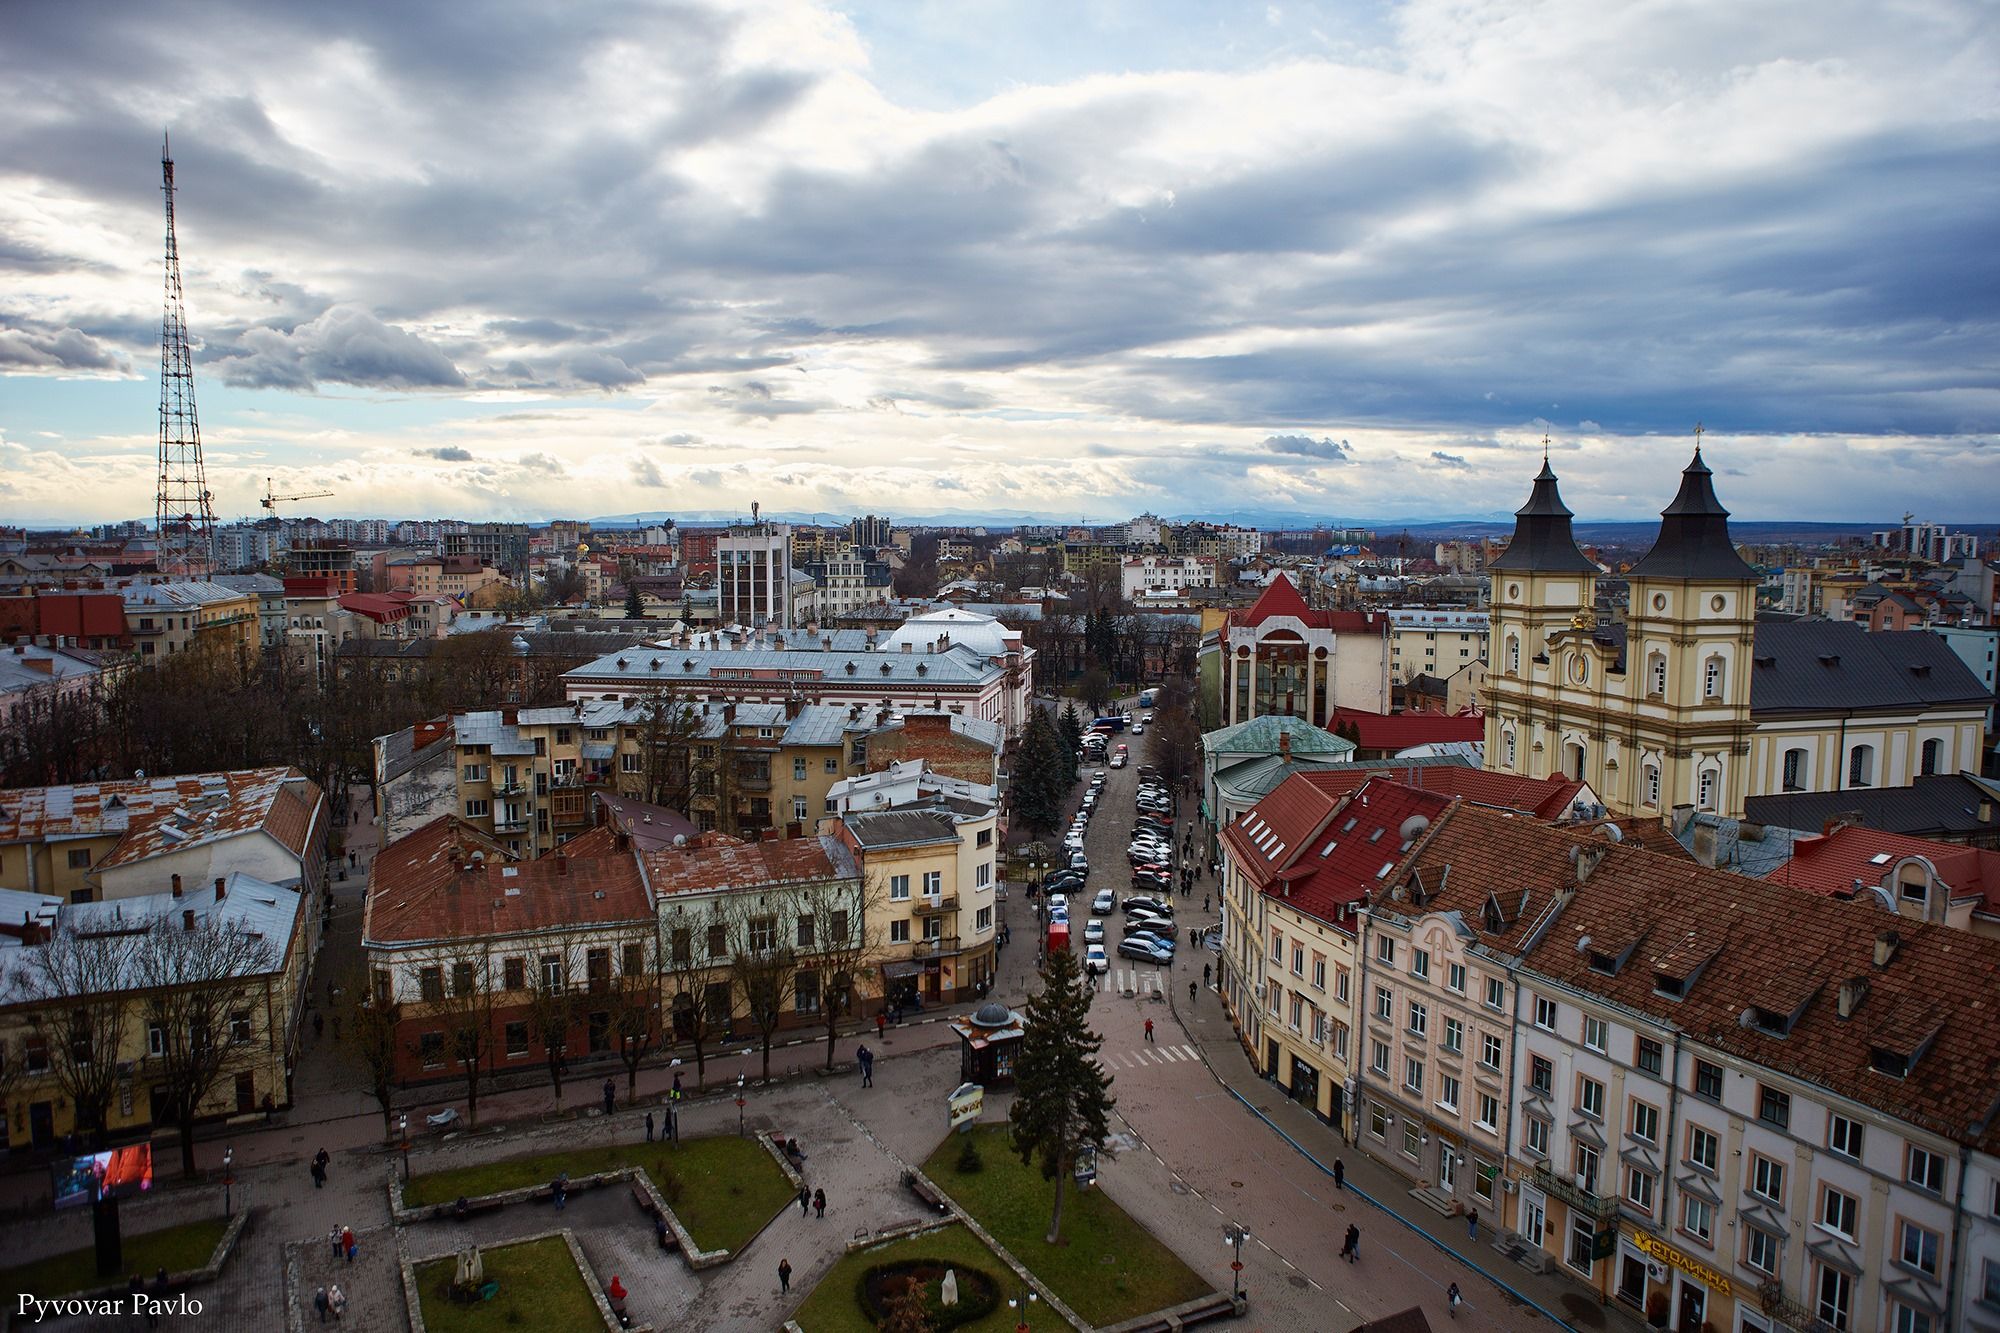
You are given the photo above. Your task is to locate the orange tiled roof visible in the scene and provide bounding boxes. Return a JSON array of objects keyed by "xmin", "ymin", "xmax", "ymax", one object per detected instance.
[
  {"xmin": 641, "ymin": 834, "xmax": 857, "ymax": 898},
  {"xmin": 0, "ymin": 767, "xmax": 325, "ymax": 870}
]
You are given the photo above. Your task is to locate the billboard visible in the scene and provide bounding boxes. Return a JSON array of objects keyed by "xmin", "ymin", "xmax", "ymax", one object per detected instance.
[{"xmin": 51, "ymin": 1143, "xmax": 153, "ymax": 1210}]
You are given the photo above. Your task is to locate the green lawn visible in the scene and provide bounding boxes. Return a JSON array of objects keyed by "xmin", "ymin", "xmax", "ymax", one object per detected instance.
[
  {"xmin": 792, "ymin": 1224, "xmax": 1018, "ymax": 1333},
  {"xmin": 404, "ymin": 1135, "xmax": 794, "ymax": 1254},
  {"xmin": 416, "ymin": 1236, "xmax": 601, "ymax": 1333},
  {"xmin": 921, "ymin": 1126, "xmax": 1211, "ymax": 1326},
  {"xmin": 2, "ymin": 1216, "xmax": 230, "ymax": 1299}
]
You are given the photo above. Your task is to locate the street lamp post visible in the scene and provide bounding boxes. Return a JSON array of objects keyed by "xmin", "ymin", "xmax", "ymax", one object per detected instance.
[
  {"xmin": 1223, "ymin": 1223, "xmax": 1249, "ymax": 1301},
  {"xmin": 735, "ymin": 1072, "xmax": 747, "ymax": 1138},
  {"xmin": 398, "ymin": 1113, "xmax": 411, "ymax": 1182},
  {"xmin": 1007, "ymin": 1288, "xmax": 1037, "ymax": 1333},
  {"xmin": 222, "ymin": 1147, "xmax": 234, "ymax": 1219}
]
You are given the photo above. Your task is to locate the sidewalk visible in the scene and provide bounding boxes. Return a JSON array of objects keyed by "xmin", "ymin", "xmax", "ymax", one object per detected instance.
[{"xmin": 1168, "ymin": 974, "xmax": 1647, "ymax": 1333}]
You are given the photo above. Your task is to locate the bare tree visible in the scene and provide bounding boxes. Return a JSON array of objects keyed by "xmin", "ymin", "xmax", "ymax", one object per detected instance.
[
  {"xmin": 17, "ymin": 925, "xmax": 140, "ymax": 1148},
  {"xmin": 523, "ymin": 929, "xmax": 587, "ymax": 1104},
  {"xmin": 791, "ymin": 874, "xmax": 884, "ymax": 1070},
  {"xmin": 722, "ymin": 895, "xmax": 797, "ymax": 1083},
  {"xmin": 336, "ymin": 957, "xmax": 400, "ymax": 1137},
  {"xmin": 427, "ymin": 940, "xmax": 497, "ymax": 1128},
  {"xmin": 660, "ymin": 904, "xmax": 726, "ymax": 1088},
  {"xmin": 612, "ymin": 962, "xmax": 659, "ymax": 1101},
  {"xmin": 634, "ymin": 684, "xmax": 702, "ymax": 811},
  {"xmin": 129, "ymin": 911, "xmax": 277, "ymax": 1177}
]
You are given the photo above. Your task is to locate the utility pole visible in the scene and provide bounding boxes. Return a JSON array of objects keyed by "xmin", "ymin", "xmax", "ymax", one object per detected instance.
[{"xmin": 156, "ymin": 136, "xmax": 218, "ymax": 577}]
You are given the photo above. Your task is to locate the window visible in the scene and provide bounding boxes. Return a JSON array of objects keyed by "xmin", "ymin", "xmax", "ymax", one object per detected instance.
[
  {"xmin": 230, "ymin": 1011, "xmax": 252, "ymax": 1044},
  {"xmin": 539, "ymin": 954, "xmax": 565, "ymax": 991},
  {"xmin": 1471, "ymin": 1033, "xmax": 1499, "ymax": 1071},
  {"xmin": 1336, "ymin": 967, "xmax": 1351, "ymax": 1002},
  {"xmin": 1272, "ymin": 931, "xmax": 1286, "ymax": 963},
  {"xmin": 1682, "ymin": 1196, "xmax": 1714, "ymax": 1244},
  {"xmin": 889, "ymin": 874, "xmax": 910, "ymax": 901},
  {"xmin": 1506, "ymin": 636, "xmax": 1521, "ymax": 675},
  {"xmin": 1899, "ymin": 1219, "xmax": 1939, "ymax": 1277},
  {"xmin": 623, "ymin": 942, "xmax": 645, "ymax": 976},
  {"xmin": 793, "ymin": 796, "xmax": 808, "ymax": 821},
  {"xmin": 1847, "ymin": 744, "xmax": 1874, "ymax": 788},
  {"xmin": 1648, "ymin": 652, "xmax": 1667, "ymax": 697},
  {"xmin": 1567, "ymin": 1215, "xmax": 1595, "ymax": 1273},
  {"xmin": 1694, "ymin": 1059, "xmax": 1723, "ymax": 1101},
  {"xmin": 1688, "ymin": 1125, "xmax": 1718, "ymax": 1172},
  {"xmin": 419, "ymin": 1032, "xmax": 445, "ymax": 1067},
  {"xmin": 1438, "ymin": 1074, "xmax": 1460, "ymax": 1112},
  {"xmin": 1475, "ymin": 1160, "xmax": 1498, "ymax": 1201},
  {"xmin": 1476, "ymin": 1093, "xmax": 1499, "ymax": 1131},
  {"xmin": 1631, "ymin": 1100, "xmax": 1660, "ymax": 1144},
  {"xmin": 1828, "ymin": 1114, "xmax": 1863, "ymax": 1159},
  {"xmin": 825, "ymin": 756, "xmax": 840, "ymax": 774},
  {"xmin": 1816, "ymin": 1185, "xmax": 1858, "ymax": 1240},
  {"xmin": 976, "ymin": 862, "xmax": 992, "ymax": 888},
  {"xmin": 1446, "ymin": 962, "xmax": 1466, "ymax": 993},
  {"xmin": 463, "ymin": 763, "xmax": 486, "ymax": 782},
  {"xmin": 796, "ymin": 915, "xmax": 816, "ymax": 948},
  {"xmin": 505, "ymin": 1022, "xmax": 529, "ymax": 1059},
  {"xmin": 1625, "ymin": 1167, "xmax": 1655, "ymax": 1213},
  {"xmin": 1985, "ymin": 1258, "xmax": 2000, "ymax": 1305},
  {"xmin": 1908, "ymin": 1144, "xmax": 1945, "ymax": 1193},
  {"xmin": 1292, "ymin": 943, "xmax": 1305, "ymax": 976},
  {"xmin": 1485, "ymin": 977, "xmax": 1505, "ymax": 1010},
  {"xmin": 1578, "ymin": 1076, "xmax": 1604, "ymax": 1120},
  {"xmin": 793, "ymin": 757, "xmax": 808, "ymax": 780},
  {"xmin": 1370, "ymin": 1106, "xmax": 1390, "ymax": 1139},
  {"xmin": 1311, "ymin": 955, "xmax": 1327, "ymax": 989},
  {"xmin": 1374, "ymin": 985, "xmax": 1393, "ymax": 1020},
  {"xmin": 1411, "ymin": 948, "xmax": 1431, "ymax": 979},
  {"xmin": 1377, "ymin": 936, "xmax": 1395, "ymax": 965},
  {"xmin": 1750, "ymin": 1154, "xmax": 1785, "ymax": 1203},
  {"xmin": 1816, "ymin": 1264, "xmax": 1853, "ymax": 1329},
  {"xmin": 1505, "ymin": 731, "xmax": 1517, "ymax": 768},
  {"xmin": 1921, "ymin": 737, "xmax": 1942, "ymax": 776},
  {"xmin": 1703, "ymin": 656, "xmax": 1724, "ymax": 699},
  {"xmin": 1894, "ymin": 1307, "xmax": 1935, "ymax": 1333},
  {"xmin": 976, "ymin": 827, "xmax": 992, "ymax": 847},
  {"xmin": 1745, "ymin": 1225, "xmax": 1781, "ymax": 1276},
  {"xmin": 1782, "ymin": 747, "xmax": 1806, "ymax": 791},
  {"xmin": 1404, "ymin": 1056, "xmax": 1425, "ymax": 1093},
  {"xmin": 1530, "ymin": 1054, "xmax": 1554, "ymax": 1094},
  {"xmin": 1408, "ymin": 1001, "xmax": 1429, "ymax": 1037},
  {"xmin": 976, "ymin": 906, "xmax": 992, "ymax": 931},
  {"xmin": 1371, "ymin": 1039, "xmax": 1390, "ymax": 1076},
  {"xmin": 1533, "ymin": 995, "xmax": 1557, "ymax": 1030},
  {"xmin": 889, "ymin": 919, "xmax": 910, "ymax": 943},
  {"xmin": 1583, "ymin": 1015, "xmax": 1607, "ymax": 1052},
  {"xmin": 1574, "ymin": 1144, "xmax": 1600, "ymax": 1193},
  {"xmin": 707, "ymin": 923, "xmax": 728, "ymax": 959},
  {"xmin": 148, "ymin": 1024, "xmax": 166, "ymax": 1058},
  {"xmin": 1526, "ymin": 1116, "xmax": 1550, "ymax": 1156},
  {"xmin": 922, "ymin": 871, "xmax": 942, "ymax": 897},
  {"xmin": 464, "ymin": 799, "xmax": 489, "ymax": 818},
  {"xmin": 1636, "ymin": 1037, "xmax": 1663, "ymax": 1076},
  {"xmin": 1443, "ymin": 1017, "xmax": 1463, "ymax": 1053},
  {"xmin": 1758, "ymin": 1084, "xmax": 1791, "ymax": 1130},
  {"xmin": 419, "ymin": 966, "xmax": 444, "ymax": 1002},
  {"xmin": 1268, "ymin": 983, "xmax": 1283, "ymax": 1018},
  {"xmin": 795, "ymin": 970, "xmax": 821, "ymax": 1014}
]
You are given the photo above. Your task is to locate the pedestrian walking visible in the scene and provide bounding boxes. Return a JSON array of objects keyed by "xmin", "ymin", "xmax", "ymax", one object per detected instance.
[
  {"xmin": 1467, "ymin": 1212, "xmax": 1478, "ymax": 1240},
  {"xmin": 312, "ymin": 1146, "xmax": 330, "ymax": 1188},
  {"xmin": 645, "ymin": 1111, "xmax": 655, "ymax": 1142},
  {"xmin": 341, "ymin": 1226, "xmax": 356, "ymax": 1264},
  {"xmin": 672, "ymin": 1071, "xmax": 683, "ymax": 1100},
  {"xmin": 348, "ymin": 851, "xmax": 357, "ymax": 868},
  {"xmin": 858, "ymin": 1044, "xmax": 874, "ymax": 1087},
  {"xmin": 327, "ymin": 1284, "xmax": 347, "ymax": 1322},
  {"xmin": 1333, "ymin": 1158, "xmax": 1344, "ymax": 1190},
  {"xmin": 778, "ymin": 1257, "xmax": 793, "ymax": 1294},
  {"xmin": 1203, "ymin": 895, "xmax": 1209, "ymax": 912},
  {"xmin": 876, "ymin": 1011, "xmax": 887, "ymax": 1040},
  {"xmin": 798, "ymin": 1185, "xmax": 811, "ymax": 1217},
  {"xmin": 602, "ymin": 1077, "xmax": 616, "ymax": 1116},
  {"xmin": 1202, "ymin": 962, "xmax": 1212, "ymax": 987},
  {"xmin": 1447, "ymin": 1282, "xmax": 1462, "ymax": 1318},
  {"xmin": 813, "ymin": 1188, "xmax": 826, "ymax": 1218},
  {"xmin": 553, "ymin": 1173, "xmax": 569, "ymax": 1211},
  {"xmin": 1189, "ymin": 980, "xmax": 1197, "ymax": 1003},
  {"xmin": 1143, "ymin": 1018, "xmax": 1155, "ymax": 1043},
  {"xmin": 312, "ymin": 1285, "xmax": 329, "ymax": 1324},
  {"xmin": 327, "ymin": 1226, "xmax": 341, "ymax": 1259},
  {"xmin": 1344, "ymin": 1224, "xmax": 1360, "ymax": 1262}
]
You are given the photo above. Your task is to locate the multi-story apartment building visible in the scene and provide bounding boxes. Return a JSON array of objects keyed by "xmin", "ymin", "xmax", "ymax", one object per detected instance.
[
  {"xmin": 1121, "ymin": 554, "xmax": 1219, "ymax": 600},
  {"xmin": 121, "ymin": 580, "xmax": 260, "ymax": 664},
  {"xmin": 284, "ymin": 541, "xmax": 359, "ymax": 595},
  {"xmin": 828, "ymin": 795, "xmax": 1001, "ymax": 1004},
  {"xmin": 1484, "ymin": 452, "xmax": 1987, "ymax": 817},
  {"xmin": 1170, "ymin": 522, "xmax": 1263, "ymax": 561},
  {"xmin": 1385, "ymin": 607, "xmax": 1488, "ymax": 683},
  {"xmin": 717, "ymin": 518, "xmax": 795, "ymax": 628},
  {"xmin": 443, "ymin": 522, "xmax": 531, "ymax": 577},
  {"xmin": 212, "ymin": 573, "xmax": 288, "ymax": 649},
  {"xmin": 806, "ymin": 545, "xmax": 892, "ymax": 620},
  {"xmin": 1353, "ymin": 795, "xmax": 2000, "ymax": 1333}
]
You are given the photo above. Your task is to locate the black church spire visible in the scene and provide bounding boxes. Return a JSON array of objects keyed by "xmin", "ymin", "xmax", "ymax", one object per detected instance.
[{"xmin": 1488, "ymin": 457, "xmax": 1598, "ymax": 574}]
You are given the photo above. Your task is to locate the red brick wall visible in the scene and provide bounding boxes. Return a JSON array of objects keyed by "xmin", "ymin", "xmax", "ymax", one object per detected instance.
[{"xmin": 868, "ymin": 714, "xmax": 998, "ymax": 785}]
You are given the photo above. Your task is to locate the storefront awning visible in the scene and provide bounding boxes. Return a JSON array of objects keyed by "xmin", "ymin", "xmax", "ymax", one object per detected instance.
[{"xmin": 882, "ymin": 960, "xmax": 923, "ymax": 981}]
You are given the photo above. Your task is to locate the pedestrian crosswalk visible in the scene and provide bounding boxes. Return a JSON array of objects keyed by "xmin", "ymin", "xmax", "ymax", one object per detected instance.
[
  {"xmin": 1095, "ymin": 1043, "xmax": 1202, "ymax": 1070},
  {"xmin": 1090, "ymin": 968, "xmax": 1165, "ymax": 993}
]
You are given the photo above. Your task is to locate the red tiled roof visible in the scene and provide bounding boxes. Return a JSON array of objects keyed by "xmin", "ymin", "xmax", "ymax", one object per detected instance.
[
  {"xmin": 1328, "ymin": 708, "xmax": 1485, "ymax": 751},
  {"xmin": 1401, "ymin": 803, "xmax": 2000, "ymax": 1152},
  {"xmin": 1299, "ymin": 766, "xmax": 1584, "ymax": 820},
  {"xmin": 338, "ymin": 593, "xmax": 411, "ymax": 622},
  {"xmin": 2, "ymin": 767, "xmax": 326, "ymax": 872},
  {"xmin": 1224, "ymin": 774, "xmax": 1454, "ymax": 932},
  {"xmin": 641, "ymin": 833, "xmax": 857, "ymax": 898},
  {"xmin": 1225, "ymin": 575, "xmax": 1388, "ymax": 635},
  {"xmin": 1774, "ymin": 824, "xmax": 2000, "ymax": 914},
  {"xmin": 364, "ymin": 815, "xmax": 648, "ymax": 944}
]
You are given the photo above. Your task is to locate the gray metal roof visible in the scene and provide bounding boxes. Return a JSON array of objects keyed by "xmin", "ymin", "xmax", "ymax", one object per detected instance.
[
  {"xmin": 1742, "ymin": 774, "xmax": 2000, "ymax": 841},
  {"xmin": 841, "ymin": 809, "xmax": 959, "ymax": 849},
  {"xmin": 565, "ymin": 642, "xmax": 1003, "ymax": 686},
  {"xmin": 1667, "ymin": 812, "xmax": 1805, "ymax": 879},
  {"xmin": 1750, "ymin": 622, "xmax": 1990, "ymax": 715}
]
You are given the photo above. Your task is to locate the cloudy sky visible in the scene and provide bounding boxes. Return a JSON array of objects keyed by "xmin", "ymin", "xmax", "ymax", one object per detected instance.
[{"xmin": 2, "ymin": 0, "xmax": 1996, "ymax": 527}]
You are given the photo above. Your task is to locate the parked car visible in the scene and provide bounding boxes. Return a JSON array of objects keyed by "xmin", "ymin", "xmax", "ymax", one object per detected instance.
[
  {"xmin": 1092, "ymin": 890, "xmax": 1116, "ymax": 915},
  {"xmin": 1083, "ymin": 920, "xmax": 1105, "ymax": 944},
  {"xmin": 1126, "ymin": 910, "xmax": 1174, "ymax": 936},
  {"xmin": 1123, "ymin": 924, "xmax": 1176, "ymax": 949},
  {"xmin": 1124, "ymin": 895, "xmax": 1174, "ymax": 916},
  {"xmin": 1118, "ymin": 937, "xmax": 1175, "ymax": 964},
  {"xmin": 1085, "ymin": 943, "xmax": 1109, "ymax": 974}
]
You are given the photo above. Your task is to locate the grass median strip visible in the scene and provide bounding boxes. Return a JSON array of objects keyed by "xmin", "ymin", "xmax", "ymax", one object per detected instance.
[
  {"xmin": 404, "ymin": 1135, "xmax": 794, "ymax": 1255},
  {"xmin": 792, "ymin": 1223, "xmax": 1017, "ymax": 1333},
  {"xmin": 922, "ymin": 1125, "xmax": 1211, "ymax": 1326},
  {"xmin": 415, "ymin": 1236, "xmax": 599, "ymax": 1333},
  {"xmin": 2, "ymin": 1216, "xmax": 230, "ymax": 1300}
]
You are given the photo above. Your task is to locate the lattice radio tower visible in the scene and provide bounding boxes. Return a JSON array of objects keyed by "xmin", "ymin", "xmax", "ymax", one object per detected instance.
[{"xmin": 156, "ymin": 135, "xmax": 216, "ymax": 577}]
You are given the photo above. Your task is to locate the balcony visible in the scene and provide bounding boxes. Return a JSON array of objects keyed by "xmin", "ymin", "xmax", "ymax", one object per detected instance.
[
  {"xmin": 493, "ymin": 778, "xmax": 526, "ymax": 796},
  {"xmin": 1757, "ymin": 1281, "xmax": 1841, "ymax": 1333},
  {"xmin": 493, "ymin": 813, "xmax": 529, "ymax": 833},
  {"xmin": 1529, "ymin": 1164, "xmax": 1618, "ymax": 1220},
  {"xmin": 914, "ymin": 893, "xmax": 960, "ymax": 916},
  {"xmin": 909, "ymin": 934, "xmax": 963, "ymax": 958},
  {"xmin": 735, "ymin": 771, "xmax": 772, "ymax": 792}
]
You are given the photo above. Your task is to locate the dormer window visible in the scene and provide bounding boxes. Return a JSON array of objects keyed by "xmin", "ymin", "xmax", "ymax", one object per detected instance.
[
  {"xmin": 1870, "ymin": 1047, "xmax": 1910, "ymax": 1079},
  {"xmin": 1747, "ymin": 1006, "xmax": 1794, "ymax": 1037},
  {"xmin": 1653, "ymin": 972, "xmax": 1684, "ymax": 999}
]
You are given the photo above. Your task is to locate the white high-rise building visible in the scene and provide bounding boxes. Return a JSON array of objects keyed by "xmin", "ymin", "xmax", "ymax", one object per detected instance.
[{"xmin": 717, "ymin": 511, "xmax": 794, "ymax": 628}]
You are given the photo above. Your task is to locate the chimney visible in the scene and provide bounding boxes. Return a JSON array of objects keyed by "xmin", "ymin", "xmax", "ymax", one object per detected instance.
[
  {"xmin": 614, "ymin": 831, "xmax": 631, "ymax": 853},
  {"xmin": 1691, "ymin": 820, "xmax": 1718, "ymax": 868},
  {"xmin": 784, "ymin": 696, "xmax": 803, "ymax": 720},
  {"xmin": 722, "ymin": 702, "xmax": 736, "ymax": 723},
  {"xmin": 182, "ymin": 909, "xmax": 196, "ymax": 931},
  {"xmin": 1837, "ymin": 978, "xmax": 1869, "ymax": 1018},
  {"xmin": 555, "ymin": 851, "xmax": 568, "ymax": 875},
  {"xmin": 171, "ymin": 873, "xmax": 183, "ymax": 898},
  {"xmin": 1278, "ymin": 731, "xmax": 1291, "ymax": 760},
  {"xmin": 214, "ymin": 876, "xmax": 226, "ymax": 901},
  {"xmin": 1573, "ymin": 845, "xmax": 1609, "ymax": 885},
  {"xmin": 1873, "ymin": 929, "xmax": 1902, "ymax": 968}
]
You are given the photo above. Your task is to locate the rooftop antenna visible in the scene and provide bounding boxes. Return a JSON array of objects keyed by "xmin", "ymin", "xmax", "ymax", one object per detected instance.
[{"xmin": 156, "ymin": 134, "xmax": 218, "ymax": 577}]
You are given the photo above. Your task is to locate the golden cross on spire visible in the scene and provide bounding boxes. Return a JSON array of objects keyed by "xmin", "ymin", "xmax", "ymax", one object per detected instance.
[
  {"xmin": 1693, "ymin": 421, "xmax": 1704, "ymax": 451},
  {"xmin": 1541, "ymin": 433, "xmax": 1551, "ymax": 462}
]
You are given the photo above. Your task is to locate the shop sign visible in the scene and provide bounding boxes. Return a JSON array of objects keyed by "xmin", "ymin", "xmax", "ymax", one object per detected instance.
[
  {"xmin": 948, "ymin": 1082, "xmax": 985, "ymax": 1130},
  {"xmin": 1625, "ymin": 1227, "xmax": 1733, "ymax": 1296}
]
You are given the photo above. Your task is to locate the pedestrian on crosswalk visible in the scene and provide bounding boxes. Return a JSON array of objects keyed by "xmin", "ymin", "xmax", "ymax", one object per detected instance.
[{"xmin": 1143, "ymin": 1018, "xmax": 1155, "ymax": 1043}]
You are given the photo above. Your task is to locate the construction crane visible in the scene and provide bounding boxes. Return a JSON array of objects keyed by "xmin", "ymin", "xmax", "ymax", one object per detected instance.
[{"xmin": 260, "ymin": 475, "xmax": 334, "ymax": 512}]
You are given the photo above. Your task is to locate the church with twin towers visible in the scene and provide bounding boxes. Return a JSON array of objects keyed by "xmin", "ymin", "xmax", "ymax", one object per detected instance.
[{"xmin": 1481, "ymin": 444, "xmax": 1986, "ymax": 821}]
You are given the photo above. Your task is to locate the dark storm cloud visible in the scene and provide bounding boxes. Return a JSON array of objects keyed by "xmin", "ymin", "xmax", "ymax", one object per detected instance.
[
  {"xmin": 0, "ymin": 320, "xmax": 127, "ymax": 372},
  {"xmin": 1431, "ymin": 451, "xmax": 1470, "ymax": 469},
  {"xmin": 421, "ymin": 446, "xmax": 475, "ymax": 461},
  {"xmin": 212, "ymin": 306, "xmax": 465, "ymax": 390},
  {"xmin": 1265, "ymin": 435, "xmax": 1352, "ymax": 461}
]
